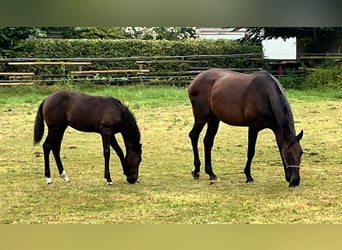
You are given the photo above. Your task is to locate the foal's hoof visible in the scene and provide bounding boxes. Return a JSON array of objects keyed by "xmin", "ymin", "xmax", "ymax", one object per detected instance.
[
  {"xmin": 60, "ymin": 171, "xmax": 69, "ymax": 182},
  {"xmin": 46, "ymin": 178, "xmax": 52, "ymax": 184},
  {"xmin": 245, "ymin": 178, "xmax": 254, "ymax": 183},
  {"xmin": 61, "ymin": 176, "xmax": 70, "ymax": 183},
  {"xmin": 191, "ymin": 170, "xmax": 200, "ymax": 179}
]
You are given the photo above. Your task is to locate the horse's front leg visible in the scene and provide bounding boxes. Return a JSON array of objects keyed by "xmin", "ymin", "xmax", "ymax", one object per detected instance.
[
  {"xmin": 101, "ymin": 130, "xmax": 112, "ymax": 185},
  {"xmin": 244, "ymin": 128, "xmax": 259, "ymax": 183},
  {"xmin": 110, "ymin": 136, "xmax": 125, "ymax": 174},
  {"xmin": 43, "ymin": 127, "xmax": 69, "ymax": 184}
]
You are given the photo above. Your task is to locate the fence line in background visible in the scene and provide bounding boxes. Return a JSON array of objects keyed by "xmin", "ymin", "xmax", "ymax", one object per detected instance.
[{"xmin": 1, "ymin": 53, "xmax": 340, "ymax": 86}]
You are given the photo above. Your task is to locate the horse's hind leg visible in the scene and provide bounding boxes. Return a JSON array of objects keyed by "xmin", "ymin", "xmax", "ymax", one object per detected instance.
[
  {"xmin": 43, "ymin": 126, "xmax": 68, "ymax": 184},
  {"xmin": 52, "ymin": 127, "xmax": 69, "ymax": 182},
  {"xmin": 203, "ymin": 114, "xmax": 220, "ymax": 180},
  {"xmin": 43, "ymin": 138, "xmax": 53, "ymax": 184},
  {"xmin": 189, "ymin": 118, "xmax": 206, "ymax": 179}
]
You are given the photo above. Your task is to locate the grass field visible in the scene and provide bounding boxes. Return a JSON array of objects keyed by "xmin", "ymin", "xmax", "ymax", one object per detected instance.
[{"xmin": 0, "ymin": 84, "xmax": 341, "ymax": 224}]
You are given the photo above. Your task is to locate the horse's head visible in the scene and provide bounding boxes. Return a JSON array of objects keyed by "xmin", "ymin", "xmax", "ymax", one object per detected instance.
[
  {"xmin": 124, "ymin": 143, "xmax": 142, "ymax": 184},
  {"xmin": 283, "ymin": 130, "xmax": 303, "ymax": 187}
]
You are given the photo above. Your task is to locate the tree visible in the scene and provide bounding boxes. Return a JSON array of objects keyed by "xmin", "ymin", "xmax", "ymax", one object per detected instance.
[
  {"xmin": 0, "ymin": 27, "xmax": 45, "ymax": 55},
  {"xmin": 243, "ymin": 27, "xmax": 342, "ymax": 53},
  {"xmin": 61, "ymin": 27, "xmax": 126, "ymax": 39},
  {"xmin": 124, "ymin": 27, "xmax": 199, "ymax": 40}
]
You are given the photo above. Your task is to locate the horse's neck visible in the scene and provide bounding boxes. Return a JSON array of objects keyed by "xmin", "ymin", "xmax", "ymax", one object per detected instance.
[
  {"xmin": 280, "ymin": 96, "xmax": 296, "ymax": 134},
  {"xmin": 120, "ymin": 113, "xmax": 141, "ymax": 154},
  {"xmin": 268, "ymin": 72, "xmax": 296, "ymax": 134}
]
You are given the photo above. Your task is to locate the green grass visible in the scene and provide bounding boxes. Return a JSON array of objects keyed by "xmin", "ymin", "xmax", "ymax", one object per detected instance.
[
  {"xmin": 0, "ymin": 83, "xmax": 189, "ymax": 107},
  {"xmin": 0, "ymin": 84, "xmax": 341, "ymax": 224}
]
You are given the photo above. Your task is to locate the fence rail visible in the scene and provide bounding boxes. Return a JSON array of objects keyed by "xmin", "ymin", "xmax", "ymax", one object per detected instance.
[
  {"xmin": 1, "ymin": 53, "xmax": 339, "ymax": 86},
  {"xmin": 0, "ymin": 54, "xmax": 264, "ymax": 86},
  {"xmin": 0, "ymin": 53, "xmax": 262, "ymax": 63}
]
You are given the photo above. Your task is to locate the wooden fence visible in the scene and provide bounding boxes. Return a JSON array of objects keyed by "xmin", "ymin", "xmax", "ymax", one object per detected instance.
[
  {"xmin": 1, "ymin": 53, "xmax": 341, "ymax": 86},
  {"xmin": 0, "ymin": 54, "xmax": 262, "ymax": 86}
]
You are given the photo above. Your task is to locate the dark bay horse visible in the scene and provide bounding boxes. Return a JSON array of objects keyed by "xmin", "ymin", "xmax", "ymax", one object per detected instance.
[
  {"xmin": 188, "ymin": 68, "xmax": 303, "ymax": 187},
  {"xmin": 34, "ymin": 90, "xmax": 142, "ymax": 185}
]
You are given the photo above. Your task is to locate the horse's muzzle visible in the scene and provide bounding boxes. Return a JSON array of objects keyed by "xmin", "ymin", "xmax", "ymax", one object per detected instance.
[
  {"xmin": 126, "ymin": 175, "xmax": 138, "ymax": 184},
  {"xmin": 288, "ymin": 177, "xmax": 300, "ymax": 187}
]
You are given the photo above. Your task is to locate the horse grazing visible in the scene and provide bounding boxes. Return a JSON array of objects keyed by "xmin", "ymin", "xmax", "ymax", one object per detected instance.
[
  {"xmin": 188, "ymin": 68, "xmax": 303, "ymax": 187},
  {"xmin": 34, "ymin": 90, "xmax": 142, "ymax": 185}
]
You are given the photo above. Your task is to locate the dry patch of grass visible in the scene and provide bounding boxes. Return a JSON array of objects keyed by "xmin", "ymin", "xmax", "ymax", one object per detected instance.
[{"xmin": 0, "ymin": 86, "xmax": 341, "ymax": 224}]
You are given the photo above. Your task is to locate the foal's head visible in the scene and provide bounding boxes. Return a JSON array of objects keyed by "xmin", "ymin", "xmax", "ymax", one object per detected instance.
[
  {"xmin": 118, "ymin": 101, "xmax": 142, "ymax": 184},
  {"xmin": 283, "ymin": 130, "xmax": 304, "ymax": 187},
  {"xmin": 124, "ymin": 143, "xmax": 142, "ymax": 184}
]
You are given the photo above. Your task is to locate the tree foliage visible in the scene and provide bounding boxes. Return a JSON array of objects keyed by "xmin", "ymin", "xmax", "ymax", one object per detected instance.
[
  {"xmin": 244, "ymin": 27, "xmax": 342, "ymax": 53},
  {"xmin": 0, "ymin": 27, "xmax": 45, "ymax": 55},
  {"xmin": 54, "ymin": 27, "xmax": 126, "ymax": 39},
  {"xmin": 124, "ymin": 27, "xmax": 199, "ymax": 40}
]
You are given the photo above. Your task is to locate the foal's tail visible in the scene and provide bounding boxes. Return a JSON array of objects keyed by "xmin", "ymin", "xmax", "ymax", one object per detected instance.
[{"xmin": 33, "ymin": 100, "xmax": 45, "ymax": 145}]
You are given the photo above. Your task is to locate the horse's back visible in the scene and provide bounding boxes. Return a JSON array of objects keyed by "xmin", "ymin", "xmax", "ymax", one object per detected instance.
[
  {"xmin": 189, "ymin": 69, "xmax": 277, "ymax": 127},
  {"xmin": 188, "ymin": 68, "xmax": 230, "ymax": 98},
  {"xmin": 42, "ymin": 90, "xmax": 124, "ymax": 132},
  {"xmin": 189, "ymin": 68, "xmax": 260, "ymax": 100}
]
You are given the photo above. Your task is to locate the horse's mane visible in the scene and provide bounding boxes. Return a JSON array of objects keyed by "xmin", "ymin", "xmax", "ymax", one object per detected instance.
[
  {"xmin": 115, "ymin": 99, "xmax": 142, "ymax": 153},
  {"xmin": 265, "ymin": 71, "xmax": 296, "ymax": 135}
]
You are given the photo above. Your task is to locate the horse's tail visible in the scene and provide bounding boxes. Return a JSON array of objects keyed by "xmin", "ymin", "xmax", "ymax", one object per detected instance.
[{"xmin": 33, "ymin": 100, "xmax": 45, "ymax": 145}]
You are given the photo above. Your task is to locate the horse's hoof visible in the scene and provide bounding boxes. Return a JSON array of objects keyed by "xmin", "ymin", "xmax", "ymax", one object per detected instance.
[
  {"xmin": 209, "ymin": 178, "xmax": 219, "ymax": 185},
  {"xmin": 191, "ymin": 170, "xmax": 200, "ymax": 179},
  {"xmin": 46, "ymin": 178, "xmax": 52, "ymax": 184},
  {"xmin": 107, "ymin": 181, "xmax": 113, "ymax": 185},
  {"xmin": 246, "ymin": 178, "xmax": 254, "ymax": 183},
  {"xmin": 62, "ymin": 176, "xmax": 70, "ymax": 182},
  {"xmin": 60, "ymin": 171, "xmax": 69, "ymax": 182},
  {"xmin": 209, "ymin": 175, "xmax": 218, "ymax": 181}
]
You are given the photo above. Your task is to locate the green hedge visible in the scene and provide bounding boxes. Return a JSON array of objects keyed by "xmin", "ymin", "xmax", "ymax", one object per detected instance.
[
  {"xmin": 7, "ymin": 39, "xmax": 263, "ymax": 74},
  {"xmin": 303, "ymin": 65, "xmax": 342, "ymax": 89},
  {"xmin": 278, "ymin": 65, "xmax": 342, "ymax": 90}
]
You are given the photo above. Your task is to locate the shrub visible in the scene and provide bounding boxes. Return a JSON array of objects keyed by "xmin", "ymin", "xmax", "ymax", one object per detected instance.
[
  {"xmin": 7, "ymin": 39, "xmax": 263, "ymax": 75},
  {"xmin": 278, "ymin": 72, "xmax": 306, "ymax": 89},
  {"xmin": 303, "ymin": 65, "xmax": 342, "ymax": 89}
]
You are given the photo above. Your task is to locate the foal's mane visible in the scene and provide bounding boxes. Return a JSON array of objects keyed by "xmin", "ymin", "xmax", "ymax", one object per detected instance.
[
  {"xmin": 115, "ymin": 99, "xmax": 142, "ymax": 153},
  {"xmin": 265, "ymin": 71, "xmax": 296, "ymax": 135}
]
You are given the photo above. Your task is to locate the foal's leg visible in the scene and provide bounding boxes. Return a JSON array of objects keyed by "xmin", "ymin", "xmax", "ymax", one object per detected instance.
[
  {"xmin": 203, "ymin": 115, "xmax": 220, "ymax": 180},
  {"xmin": 244, "ymin": 128, "xmax": 259, "ymax": 183},
  {"xmin": 51, "ymin": 126, "xmax": 69, "ymax": 182},
  {"xmin": 189, "ymin": 119, "xmax": 206, "ymax": 179},
  {"xmin": 101, "ymin": 129, "xmax": 113, "ymax": 185},
  {"xmin": 110, "ymin": 136, "xmax": 125, "ymax": 174},
  {"xmin": 43, "ymin": 126, "xmax": 68, "ymax": 184},
  {"xmin": 43, "ymin": 137, "xmax": 53, "ymax": 184}
]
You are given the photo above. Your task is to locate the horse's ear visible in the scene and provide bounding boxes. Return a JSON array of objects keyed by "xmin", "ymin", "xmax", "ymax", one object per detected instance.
[{"xmin": 296, "ymin": 130, "xmax": 303, "ymax": 141}]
